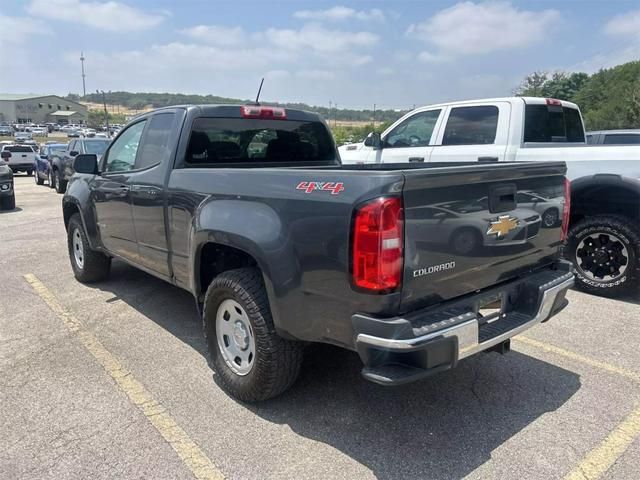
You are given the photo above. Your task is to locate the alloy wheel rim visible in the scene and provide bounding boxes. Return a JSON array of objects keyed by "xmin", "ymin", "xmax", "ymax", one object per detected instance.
[
  {"xmin": 215, "ymin": 299, "xmax": 255, "ymax": 376},
  {"xmin": 73, "ymin": 228, "xmax": 84, "ymax": 269},
  {"xmin": 575, "ymin": 232, "xmax": 628, "ymax": 281}
]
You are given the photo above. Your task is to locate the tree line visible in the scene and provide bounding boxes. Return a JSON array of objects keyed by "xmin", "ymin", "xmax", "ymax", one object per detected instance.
[{"xmin": 514, "ymin": 60, "xmax": 640, "ymax": 130}]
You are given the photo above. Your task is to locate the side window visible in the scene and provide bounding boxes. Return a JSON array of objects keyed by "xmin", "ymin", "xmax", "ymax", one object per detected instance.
[
  {"xmin": 68, "ymin": 141, "xmax": 76, "ymax": 152},
  {"xmin": 604, "ymin": 134, "xmax": 640, "ymax": 145},
  {"xmin": 103, "ymin": 121, "xmax": 146, "ymax": 173},
  {"xmin": 385, "ymin": 110, "xmax": 441, "ymax": 148},
  {"xmin": 442, "ymin": 106, "xmax": 499, "ymax": 146},
  {"xmin": 136, "ymin": 113, "xmax": 175, "ymax": 169}
]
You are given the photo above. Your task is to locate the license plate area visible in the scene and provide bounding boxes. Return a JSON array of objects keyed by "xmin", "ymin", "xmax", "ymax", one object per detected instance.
[{"xmin": 477, "ymin": 294, "xmax": 504, "ymax": 323}]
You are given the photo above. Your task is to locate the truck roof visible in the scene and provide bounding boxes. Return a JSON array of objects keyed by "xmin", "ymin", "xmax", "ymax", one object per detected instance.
[
  {"xmin": 148, "ymin": 104, "xmax": 325, "ymax": 123},
  {"xmin": 411, "ymin": 96, "xmax": 580, "ymax": 111}
]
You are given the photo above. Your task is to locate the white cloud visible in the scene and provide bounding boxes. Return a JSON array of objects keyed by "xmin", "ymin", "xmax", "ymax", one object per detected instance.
[
  {"xmin": 265, "ymin": 24, "xmax": 378, "ymax": 53},
  {"xmin": 408, "ymin": 1, "xmax": 560, "ymax": 57},
  {"xmin": 0, "ymin": 15, "xmax": 51, "ymax": 48},
  {"xmin": 604, "ymin": 9, "xmax": 640, "ymax": 37},
  {"xmin": 417, "ymin": 51, "xmax": 449, "ymax": 63},
  {"xmin": 294, "ymin": 6, "xmax": 384, "ymax": 22},
  {"xmin": 27, "ymin": 0, "xmax": 166, "ymax": 32},
  {"xmin": 180, "ymin": 25, "xmax": 246, "ymax": 46}
]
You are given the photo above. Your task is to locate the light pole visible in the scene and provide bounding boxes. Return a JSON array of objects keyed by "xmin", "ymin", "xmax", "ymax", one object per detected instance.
[{"xmin": 80, "ymin": 52, "xmax": 86, "ymax": 97}]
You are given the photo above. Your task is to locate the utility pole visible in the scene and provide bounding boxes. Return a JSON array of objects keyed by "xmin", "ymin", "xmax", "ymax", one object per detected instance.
[
  {"xmin": 334, "ymin": 103, "xmax": 338, "ymax": 127},
  {"xmin": 98, "ymin": 90, "xmax": 110, "ymax": 137},
  {"xmin": 80, "ymin": 52, "xmax": 86, "ymax": 97}
]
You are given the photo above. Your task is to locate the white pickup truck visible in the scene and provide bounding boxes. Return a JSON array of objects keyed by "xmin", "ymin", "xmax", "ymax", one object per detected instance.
[
  {"xmin": 0, "ymin": 144, "xmax": 37, "ymax": 176},
  {"xmin": 340, "ymin": 97, "xmax": 640, "ymax": 297}
]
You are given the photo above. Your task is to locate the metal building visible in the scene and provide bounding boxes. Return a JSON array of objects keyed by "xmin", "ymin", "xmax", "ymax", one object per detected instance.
[{"xmin": 0, "ymin": 94, "xmax": 88, "ymax": 124}]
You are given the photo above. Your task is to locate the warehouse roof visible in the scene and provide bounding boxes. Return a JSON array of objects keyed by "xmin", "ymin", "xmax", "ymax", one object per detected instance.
[
  {"xmin": 0, "ymin": 94, "xmax": 86, "ymax": 108},
  {"xmin": 50, "ymin": 110, "xmax": 78, "ymax": 117}
]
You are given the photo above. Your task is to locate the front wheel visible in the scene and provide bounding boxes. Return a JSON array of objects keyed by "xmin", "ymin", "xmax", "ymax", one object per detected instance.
[
  {"xmin": 564, "ymin": 215, "xmax": 639, "ymax": 297},
  {"xmin": 67, "ymin": 213, "xmax": 111, "ymax": 282},
  {"xmin": 203, "ymin": 268, "xmax": 304, "ymax": 402},
  {"xmin": 26, "ymin": 169, "xmax": 33, "ymax": 176},
  {"xmin": 35, "ymin": 170, "xmax": 44, "ymax": 185},
  {"xmin": 0, "ymin": 193, "xmax": 15, "ymax": 211}
]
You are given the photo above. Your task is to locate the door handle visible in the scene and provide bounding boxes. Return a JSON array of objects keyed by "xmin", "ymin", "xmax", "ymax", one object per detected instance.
[
  {"xmin": 409, "ymin": 157, "xmax": 425, "ymax": 163},
  {"xmin": 478, "ymin": 156, "xmax": 499, "ymax": 162}
]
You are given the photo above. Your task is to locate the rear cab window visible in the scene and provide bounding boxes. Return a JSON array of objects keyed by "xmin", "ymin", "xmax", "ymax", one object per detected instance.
[
  {"xmin": 524, "ymin": 103, "xmax": 585, "ymax": 143},
  {"xmin": 184, "ymin": 115, "xmax": 337, "ymax": 167},
  {"xmin": 6, "ymin": 146, "xmax": 34, "ymax": 153},
  {"xmin": 603, "ymin": 134, "xmax": 640, "ymax": 145}
]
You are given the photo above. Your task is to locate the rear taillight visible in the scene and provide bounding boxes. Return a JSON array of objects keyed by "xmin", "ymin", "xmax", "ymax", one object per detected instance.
[
  {"xmin": 352, "ymin": 197, "xmax": 404, "ymax": 292},
  {"xmin": 561, "ymin": 178, "xmax": 571, "ymax": 241},
  {"xmin": 241, "ymin": 106, "xmax": 287, "ymax": 120}
]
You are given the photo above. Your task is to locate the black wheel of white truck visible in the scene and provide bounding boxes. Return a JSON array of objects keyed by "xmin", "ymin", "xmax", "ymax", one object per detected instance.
[
  {"xmin": 565, "ymin": 215, "xmax": 639, "ymax": 297},
  {"xmin": 67, "ymin": 213, "xmax": 111, "ymax": 283},
  {"xmin": 203, "ymin": 268, "xmax": 303, "ymax": 402}
]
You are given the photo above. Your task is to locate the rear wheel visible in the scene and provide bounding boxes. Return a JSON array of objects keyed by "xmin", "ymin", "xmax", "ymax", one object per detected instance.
[
  {"xmin": 26, "ymin": 169, "xmax": 33, "ymax": 176},
  {"xmin": 203, "ymin": 268, "xmax": 303, "ymax": 402},
  {"xmin": 565, "ymin": 215, "xmax": 639, "ymax": 297},
  {"xmin": 55, "ymin": 171, "xmax": 67, "ymax": 194},
  {"xmin": 67, "ymin": 213, "xmax": 111, "ymax": 282},
  {"xmin": 49, "ymin": 169, "xmax": 56, "ymax": 188},
  {"xmin": 35, "ymin": 170, "xmax": 44, "ymax": 185}
]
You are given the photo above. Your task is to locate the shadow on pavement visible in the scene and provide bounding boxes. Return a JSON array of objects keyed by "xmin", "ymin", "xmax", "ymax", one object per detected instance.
[
  {"xmin": 0, "ymin": 207, "xmax": 22, "ymax": 214},
  {"xmin": 97, "ymin": 260, "xmax": 581, "ymax": 480}
]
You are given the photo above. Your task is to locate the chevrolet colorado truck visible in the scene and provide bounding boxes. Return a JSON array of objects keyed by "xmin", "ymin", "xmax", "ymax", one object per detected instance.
[
  {"xmin": 340, "ymin": 97, "xmax": 640, "ymax": 297},
  {"xmin": 63, "ymin": 104, "xmax": 574, "ymax": 401}
]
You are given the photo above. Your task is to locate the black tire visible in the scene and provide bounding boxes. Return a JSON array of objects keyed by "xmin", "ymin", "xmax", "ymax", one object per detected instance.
[
  {"xmin": 26, "ymin": 169, "xmax": 33, "ymax": 176},
  {"xmin": 564, "ymin": 215, "xmax": 639, "ymax": 297},
  {"xmin": 0, "ymin": 194, "xmax": 15, "ymax": 211},
  {"xmin": 35, "ymin": 171, "xmax": 44, "ymax": 185},
  {"xmin": 203, "ymin": 268, "xmax": 303, "ymax": 402},
  {"xmin": 55, "ymin": 170, "xmax": 67, "ymax": 194},
  {"xmin": 49, "ymin": 169, "xmax": 56, "ymax": 188},
  {"xmin": 67, "ymin": 213, "xmax": 111, "ymax": 282}
]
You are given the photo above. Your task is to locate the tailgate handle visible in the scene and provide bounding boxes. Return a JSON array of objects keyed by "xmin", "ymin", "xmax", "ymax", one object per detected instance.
[
  {"xmin": 489, "ymin": 184, "xmax": 517, "ymax": 213},
  {"xmin": 409, "ymin": 157, "xmax": 424, "ymax": 163}
]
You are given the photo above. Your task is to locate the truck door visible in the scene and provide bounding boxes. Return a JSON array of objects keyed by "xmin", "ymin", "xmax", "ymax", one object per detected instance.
[
  {"xmin": 128, "ymin": 111, "xmax": 179, "ymax": 278},
  {"xmin": 429, "ymin": 103, "xmax": 510, "ymax": 162},
  {"xmin": 375, "ymin": 109, "xmax": 442, "ymax": 164},
  {"xmin": 91, "ymin": 120, "xmax": 147, "ymax": 261}
]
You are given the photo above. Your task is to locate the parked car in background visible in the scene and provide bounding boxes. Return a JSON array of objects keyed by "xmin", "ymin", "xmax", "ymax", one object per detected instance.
[
  {"xmin": 31, "ymin": 126, "xmax": 48, "ymax": 137},
  {"xmin": 0, "ymin": 125, "xmax": 13, "ymax": 136},
  {"xmin": 35, "ymin": 142, "xmax": 67, "ymax": 186},
  {"xmin": 14, "ymin": 131, "xmax": 33, "ymax": 142},
  {"xmin": 587, "ymin": 129, "xmax": 640, "ymax": 145},
  {"xmin": 67, "ymin": 129, "xmax": 81, "ymax": 138},
  {"xmin": 340, "ymin": 97, "xmax": 640, "ymax": 297},
  {"xmin": 1, "ymin": 144, "xmax": 37, "ymax": 175},
  {"xmin": 0, "ymin": 163, "xmax": 15, "ymax": 210},
  {"xmin": 51, "ymin": 138, "xmax": 110, "ymax": 193}
]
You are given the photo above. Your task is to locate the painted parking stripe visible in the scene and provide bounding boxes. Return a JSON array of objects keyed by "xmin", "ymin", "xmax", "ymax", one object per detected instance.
[
  {"xmin": 563, "ymin": 405, "xmax": 640, "ymax": 480},
  {"xmin": 515, "ymin": 336, "xmax": 640, "ymax": 384},
  {"xmin": 24, "ymin": 273, "xmax": 224, "ymax": 480}
]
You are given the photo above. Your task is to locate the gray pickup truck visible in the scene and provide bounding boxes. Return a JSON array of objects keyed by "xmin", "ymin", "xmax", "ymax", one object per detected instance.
[{"xmin": 62, "ymin": 105, "xmax": 574, "ymax": 401}]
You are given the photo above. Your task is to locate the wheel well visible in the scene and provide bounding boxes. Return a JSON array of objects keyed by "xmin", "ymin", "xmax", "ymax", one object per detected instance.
[
  {"xmin": 198, "ymin": 243, "xmax": 258, "ymax": 297},
  {"xmin": 571, "ymin": 184, "xmax": 640, "ymax": 224},
  {"xmin": 63, "ymin": 202, "xmax": 80, "ymax": 230}
]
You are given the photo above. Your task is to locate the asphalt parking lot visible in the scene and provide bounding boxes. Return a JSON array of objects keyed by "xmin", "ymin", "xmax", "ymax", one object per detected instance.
[{"xmin": 1, "ymin": 175, "xmax": 639, "ymax": 480}]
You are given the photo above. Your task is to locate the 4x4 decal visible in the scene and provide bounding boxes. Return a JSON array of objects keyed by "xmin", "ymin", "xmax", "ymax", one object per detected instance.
[{"xmin": 296, "ymin": 181, "xmax": 344, "ymax": 195}]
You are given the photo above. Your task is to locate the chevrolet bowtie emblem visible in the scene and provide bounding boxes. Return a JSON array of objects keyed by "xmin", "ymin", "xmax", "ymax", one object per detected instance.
[{"xmin": 487, "ymin": 215, "xmax": 519, "ymax": 238}]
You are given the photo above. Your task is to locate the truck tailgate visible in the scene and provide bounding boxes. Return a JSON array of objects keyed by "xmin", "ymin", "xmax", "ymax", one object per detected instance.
[{"xmin": 401, "ymin": 162, "xmax": 567, "ymax": 312}]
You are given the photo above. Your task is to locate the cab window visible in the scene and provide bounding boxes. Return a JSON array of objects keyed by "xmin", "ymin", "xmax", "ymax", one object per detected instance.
[
  {"xmin": 103, "ymin": 121, "xmax": 146, "ymax": 173},
  {"xmin": 442, "ymin": 106, "xmax": 499, "ymax": 145},
  {"xmin": 384, "ymin": 110, "xmax": 441, "ymax": 148}
]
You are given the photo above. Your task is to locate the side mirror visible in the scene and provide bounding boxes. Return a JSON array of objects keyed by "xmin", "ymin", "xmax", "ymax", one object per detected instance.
[
  {"xmin": 73, "ymin": 154, "xmax": 98, "ymax": 175},
  {"xmin": 1, "ymin": 151, "xmax": 11, "ymax": 159},
  {"xmin": 363, "ymin": 132, "xmax": 382, "ymax": 150},
  {"xmin": 40, "ymin": 154, "xmax": 48, "ymax": 160},
  {"xmin": 69, "ymin": 150, "xmax": 79, "ymax": 157}
]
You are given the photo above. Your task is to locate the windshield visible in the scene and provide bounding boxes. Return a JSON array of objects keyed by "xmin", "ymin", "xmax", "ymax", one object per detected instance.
[
  {"xmin": 84, "ymin": 140, "xmax": 110, "ymax": 155},
  {"xmin": 186, "ymin": 118, "xmax": 336, "ymax": 166}
]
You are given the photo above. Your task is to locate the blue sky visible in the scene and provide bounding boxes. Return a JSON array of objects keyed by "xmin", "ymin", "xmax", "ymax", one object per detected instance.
[{"xmin": 1, "ymin": 0, "xmax": 639, "ymax": 109}]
